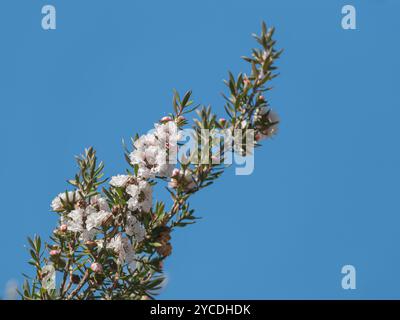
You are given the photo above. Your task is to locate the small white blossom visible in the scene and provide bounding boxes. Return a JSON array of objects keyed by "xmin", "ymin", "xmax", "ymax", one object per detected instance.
[
  {"xmin": 41, "ymin": 264, "xmax": 56, "ymax": 290},
  {"xmin": 110, "ymin": 175, "xmax": 131, "ymax": 188},
  {"xmin": 126, "ymin": 179, "xmax": 153, "ymax": 212},
  {"xmin": 62, "ymin": 205, "xmax": 112, "ymax": 241},
  {"xmin": 168, "ymin": 169, "xmax": 197, "ymax": 191},
  {"xmin": 130, "ymin": 146, "xmax": 174, "ymax": 179}
]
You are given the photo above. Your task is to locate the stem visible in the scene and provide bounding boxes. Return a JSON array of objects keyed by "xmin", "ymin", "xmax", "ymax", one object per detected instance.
[{"xmin": 67, "ymin": 269, "xmax": 90, "ymax": 300}]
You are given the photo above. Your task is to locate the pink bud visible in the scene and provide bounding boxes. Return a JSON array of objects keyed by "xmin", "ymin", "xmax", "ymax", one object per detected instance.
[
  {"xmin": 160, "ymin": 116, "xmax": 172, "ymax": 123},
  {"xmin": 171, "ymin": 168, "xmax": 180, "ymax": 177},
  {"xmin": 59, "ymin": 224, "xmax": 68, "ymax": 232},
  {"xmin": 177, "ymin": 115, "xmax": 186, "ymax": 122},
  {"xmin": 258, "ymin": 95, "xmax": 265, "ymax": 101},
  {"xmin": 219, "ymin": 118, "xmax": 226, "ymax": 125},
  {"xmin": 91, "ymin": 262, "xmax": 103, "ymax": 274},
  {"xmin": 49, "ymin": 249, "xmax": 61, "ymax": 256}
]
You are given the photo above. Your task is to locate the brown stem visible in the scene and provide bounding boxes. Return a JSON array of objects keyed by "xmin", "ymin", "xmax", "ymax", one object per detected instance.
[{"xmin": 66, "ymin": 269, "xmax": 90, "ymax": 300}]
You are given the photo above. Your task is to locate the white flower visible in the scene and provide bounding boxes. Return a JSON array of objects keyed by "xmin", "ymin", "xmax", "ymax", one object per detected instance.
[
  {"xmin": 133, "ymin": 133, "xmax": 158, "ymax": 150},
  {"xmin": 126, "ymin": 180, "xmax": 152, "ymax": 212},
  {"xmin": 107, "ymin": 234, "xmax": 138, "ymax": 271},
  {"xmin": 110, "ymin": 175, "xmax": 131, "ymax": 188},
  {"xmin": 160, "ymin": 116, "xmax": 172, "ymax": 122},
  {"xmin": 125, "ymin": 213, "xmax": 146, "ymax": 242},
  {"xmin": 129, "ymin": 122, "xmax": 182, "ymax": 179},
  {"xmin": 51, "ymin": 191, "xmax": 77, "ymax": 211},
  {"xmin": 86, "ymin": 209, "xmax": 112, "ymax": 231},
  {"xmin": 90, "ymin": 195, "xmax": 109, "ymax": 211},
  {"xmin": 168, "ymin": 178, "xmax": 179, "ymax": 189},
  {"xmin": 154, "ymin": 121, "xmax": 182, "ymax": 149},
  {"xmin": 62, "ymin": 205, "xmax": 112, "ymax": 241}
]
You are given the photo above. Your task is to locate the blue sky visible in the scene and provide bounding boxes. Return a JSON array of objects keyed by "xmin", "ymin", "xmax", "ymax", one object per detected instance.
[{"xmin": 0, "ymin": 0, "xmax": 399, "ymax": 299}]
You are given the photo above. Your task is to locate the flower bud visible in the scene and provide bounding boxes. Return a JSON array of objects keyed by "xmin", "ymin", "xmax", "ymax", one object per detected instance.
[
  {"xmin": 59, "ymin": 224, "xmax": 68, "ymax": 232},
  {"xmin": 101, "ymin": 214, "xmax": 114, "ymax": 227},
  {"xmin": 90, "ymin": 262, "xmax": 103, "ymax": 274},
  {"xmin": 177, "ymin": 115, "xmax": 186, "ymax": 122},
  {"xmin": 160, "ymin": 116, "xmax": 172, "ymax": 123},
  {"xmin": 49, "ymin": 249, "xmax": 61, "ymax": 257},
  {"xmin": 258, "ymin": 95, "xmax": 265, "ymax": 102},
  {"xmin": 219, "ymin": 118, "xmax": 227, "ymax": 126}
]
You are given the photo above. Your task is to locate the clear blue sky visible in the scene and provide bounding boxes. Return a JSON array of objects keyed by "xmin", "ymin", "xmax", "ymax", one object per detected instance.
[{"xmin": 1, "ymin": 0, "xmax": 399, "ymax": 299}]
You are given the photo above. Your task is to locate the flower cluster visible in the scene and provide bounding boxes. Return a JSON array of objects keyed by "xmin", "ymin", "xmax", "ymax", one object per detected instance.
[
  {"xmin": 254, "ymin": 107, "xmax": 280, "ymax": 141},
  {"xmin": 21, "ymin": 22, "xmax": 281, "ymax": 300},
  {"xmin": 59, "ymin": 195, "xmax": 112, "ymax": 242},
  {"xmin": 129, "ymin": 120, "xmax": 182, "ymax": 179},
  {"xmin": 51, "ymin": 190, "xmax": 146, "ymax": 274}
]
